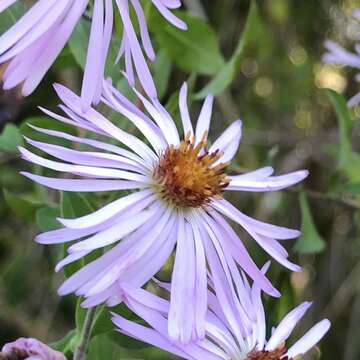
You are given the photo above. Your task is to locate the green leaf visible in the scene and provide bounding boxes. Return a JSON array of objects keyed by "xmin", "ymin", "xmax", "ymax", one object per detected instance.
[
  {"xmin": 91, "ymin": 303, "xmax": 133, "ymax": 339},
  {"xmin": 0, "ymin": 124, "xmax": 23, "ymax": 152},
  {"xmin": 75, "ymin": 297, "xmax": 88, "ymax": 334},
  {"xmin": 324, "ymin": 146, "xmax": 360, "ymax": 182},
  {"xmin": 51, "ymin": 329, "xmax": 77, "ymax": 355},
  {"xmin": 3, "ymin": 189, "xmax": 43, "ymax": 222},
  {"xmin": 0, "ymin": 2, "xmax": 25, "ymax": 33},
  {"xmin": 68, "ymin": 18, "xmax": 121, "ymax": 81},
  {"xmin": 108, "ymin": 330, "xmax": 150, "ymax": 350},
  {"xmin": 36, "ymin": 205, "xmax": 61, "ymax": 232},
  {"xmin": 196, "ymin": 1, "xmax": 263, "ymax": 98},
  {"xmin": 60, "ymin": 192, "xmax": 93, "ymax": 219},
  {"xmin": 87, "ymin": 334, "xmax": 126, "ymax": 360},
  {"xmin": 52, "ymin": 45, "xmax": 77, "ymax": 71},
  {"xmin": 152, "ymin": 50, "xmax": 173, "ymax": 99},
  {"xmin": 60, "ymin": 192, "xmax": 94, "ymax": 278},
  {"xmin": 68, "ymin": 18, "xmax": 90, "ymax": 70},
  {"xmin": 342, "ymin": 182, "xmax": 360, "ymax": 195},
  {"xmin": 294, "ymin": 192, "xmax": 326, "ymax": 254},
  {"xmin": 342, "ymin": 152, "xmax": 360, "ymax": 182},
  {"xmin": 76, "ymin": 302, "xmax": 134, "ymax": 345},
  {"xmin": 85, "ymin": 304, "xmax": 148, "ymax": 350},
  {"xmin": 325, "ymin": 89, "xmax": 353, "ymax": 169},
  {"xmin": 0, "ymin": 165, "xmax": 27, "ymax": 190},
  {"xmin": 150, "ymin": 11, "xmax": 224, "ymax": 75}
]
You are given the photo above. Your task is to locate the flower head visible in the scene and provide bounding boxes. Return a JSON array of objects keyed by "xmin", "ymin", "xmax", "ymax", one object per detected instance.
[
  {"xmin": 153, "ymin": 132, "xmax": 230, "ymax": 207},
  {"xmin": 1, "ymin": 338, "xmax": 66, "ymax": 360},
  {"xmin": 112, "ymin": 268, "xmax": 330, "ymax": 360},
  {"xmin": 323, "ymin": 8, "xmax": 360, "ymax": 106},
  {"xmin": 0, "ymin": 0, "xmax": 186, "ymax": 107},
  {"xmin": 20, "ymin": 81, "xmax": 307, "ymax": 343}
]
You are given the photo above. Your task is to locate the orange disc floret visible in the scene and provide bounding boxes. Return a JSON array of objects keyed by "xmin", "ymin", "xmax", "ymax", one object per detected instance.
[
  {"xmin": 246, "ymin": 344, "xmax": 290, "ymax": 360},
  {"xmin": 153, "ymin": 133, "xmax": 230, "ymax": 208}
]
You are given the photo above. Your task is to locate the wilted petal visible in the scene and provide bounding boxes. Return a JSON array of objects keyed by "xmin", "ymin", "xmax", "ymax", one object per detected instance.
[{"xmin": 2, "ymin": 337, "xmax": 66, "ymax": 360}]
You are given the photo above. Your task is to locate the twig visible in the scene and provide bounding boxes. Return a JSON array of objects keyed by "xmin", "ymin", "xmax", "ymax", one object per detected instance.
[
  {"xmin": 287, "ymin": 187, "xmax": 360, "ymax": 210},
  {"xmin": 73, "ymin": 308, "xmax": 97, "ymax": 360},
  {"xmin": 323, "ymin": 261, "xmax": 360, "ymax": 320}
]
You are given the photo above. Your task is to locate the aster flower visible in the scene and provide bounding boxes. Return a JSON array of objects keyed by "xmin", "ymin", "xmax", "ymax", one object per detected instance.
[
  {"xmin": 323, "ymin": 9, "xmax": 360, "ymax": 106},
  {"xmin": 20, "ymin": 80, "xmax": 307, "ymax": 342},
  {"xmin": 0, "ymin": 0, "xmax": 186, "ymax": 107},
  {"xmin": 1, "ymin": 337, "xmax": 66, "ymax": 360},
  {"xmin": 112, "ymin": 268, "xmax": 330, "ymax": 360}
]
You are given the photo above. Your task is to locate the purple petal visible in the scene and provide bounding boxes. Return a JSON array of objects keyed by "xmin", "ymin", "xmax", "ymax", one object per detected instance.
[
  {"xmin": 208, "ymin": 210, "xmax": 280, "ymax": 298},
  {"xmin": 232, "ymin": 167, "xmax": 274, "ymax": 180},
  {"xmin": 24, "ymin": 137, "xmax": 146, "ymax": 172},
  {"xmin": 21, "ymin": 1, "xmax": 87, "ymax": 95},
  {"xmin": 178, "ymin": 82, "xmax": 194, "ymax": 137},
  {"xmin": 228, "ymin": 170, "xmax": 309, "ymax": 192},
  {"xmin": 116, "ymin": 0, "xmax": 158, "ymax": 98},
  {"xmin": 21, "ymin": 172, "xmax": 143, "ymax": 192},
  {"xmin": 68, "ymin": 208, "xmax": 156, "ymax": 252},
  {"xmin": 0, "ymin": 0, "xmax": 57, "ymax": 54},
  {"xmin": 112, "ymin": 314, "xmax": 189, "ymax": 358},
  {"xmin": 195, "ymin": 94, "xmax": 214, "ymax": 142},
  {"xmin": 130, "ymin": 0, "xmax": 155, "ymax": 60},
  {"xmin": 265, "ymin": 301, "xmax": 312, "ymax": 351},
  {"xmin": 209, "ymin": 120, "xmax": 242, "ymax": 164},
  {"xmin": 151, "ymin": 0, "xmax": 187, "ymax": 29},
  {"xmin": 286, "ymin": 319, "xmax": 331, "ymax": 358},
  {"xmin": 102, "ymin": 80, "xmax": 167, "ymax": 152},
  {"xmin": 58, "ymin": 190, "xmax": 154, "ymax": 229},
  {"xmin": 213, "ymin": 199, "xmax": 300, "ymax": 240},
  {"xmin": 19, "ymin": 146, "xmax": 149, "ymax": 182},
  {"xmin": 53, "ymin": 84, "xmax": 157, "ymax": 163}
]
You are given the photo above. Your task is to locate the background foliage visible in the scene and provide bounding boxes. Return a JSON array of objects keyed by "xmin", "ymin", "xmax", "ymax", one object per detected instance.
[{"xmin": 0, "ymin": 0, "xmax": 360, "ymax": 358}]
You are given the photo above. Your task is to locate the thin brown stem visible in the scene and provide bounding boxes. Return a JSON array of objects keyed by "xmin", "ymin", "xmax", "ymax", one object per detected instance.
[{"xmin": 287, "ymin": 187, "xmax": 360, "ymax": 210}]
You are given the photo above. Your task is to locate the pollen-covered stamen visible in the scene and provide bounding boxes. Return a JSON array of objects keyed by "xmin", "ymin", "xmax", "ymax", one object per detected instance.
[
  {"xmin": 246, "ymin": 344, "xmax": 290, "ymax": 360},
  {"xmin": 153, "ymin": 132, "xmax": 230, "ymax": 208}
]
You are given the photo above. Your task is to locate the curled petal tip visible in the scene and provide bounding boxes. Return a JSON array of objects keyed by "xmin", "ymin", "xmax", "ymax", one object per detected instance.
[
  {"xmin": 52, "ymin": 83, "xmax": 62, "ymax": 91},
  {"xmin": 234, "ymin": 119, "xmax": 243, "ymax": 128},
  {"xmin": 34, "ymin": 235, "xmax": 45, "ymax": 244},
  {"xmin": 271, "ymin": 288, "xmax": 281, "ymax": 298},
  {"xmin": 293, "ymin": 264, "xmax": 302, "ymax": 272},
  {"xmin": 300, "ymin": 169, "xmax": 309, "ymax": 178}
]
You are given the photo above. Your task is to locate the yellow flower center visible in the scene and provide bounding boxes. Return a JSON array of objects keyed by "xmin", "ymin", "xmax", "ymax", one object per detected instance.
[{"xmin": 153, "ymin": 133, "xmax": 229, "ymax": 208}]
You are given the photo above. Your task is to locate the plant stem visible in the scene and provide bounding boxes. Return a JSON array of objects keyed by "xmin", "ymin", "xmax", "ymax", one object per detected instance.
[{"xmin": 73, "ymin": 308, "xmax": 97, "ymax": 360}]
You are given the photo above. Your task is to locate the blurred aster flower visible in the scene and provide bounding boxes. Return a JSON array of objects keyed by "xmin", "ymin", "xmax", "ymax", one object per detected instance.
[
  {"xmin": 323, "ymin": 9, "xmax": 360, "ymax": 107},
  {"xmin": 0, "ymin": 0, "xmax": 186, "ymax": 108},
  {"xmin": 112, "ymin": 267, "xmax": 330, "ymax": 359},
  {"xmin": 1, "ymin": 337, "xmax": 66, "ymax": 360},
  {"xmin": 20, "ymin": 81, "xmax": 307, "ymax": 343}
]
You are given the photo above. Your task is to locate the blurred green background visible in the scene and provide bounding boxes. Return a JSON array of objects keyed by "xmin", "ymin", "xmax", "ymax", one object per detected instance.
[{"xmin": 1, "ymin": 0, "xmax": 360, "ymax": 358}]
